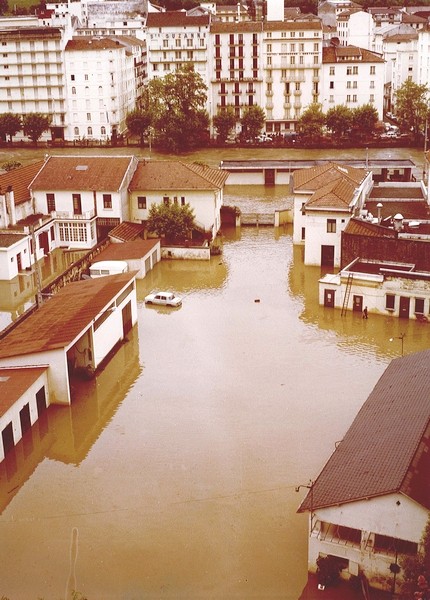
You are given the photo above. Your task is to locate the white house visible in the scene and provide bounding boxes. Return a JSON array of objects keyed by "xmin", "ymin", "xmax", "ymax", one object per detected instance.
[
  {"xmin": 0, "ymin": 271, "xmax": 138, "ymax": 406},
  {"xmin": 0, "ymin": 366, "xmax": 50, "ymax": 462},
  {"xmin": 128, "ymin": 159, "xmax": 229, "ymax": 241},
  {"xmin": 321, "ymin": 43, "xmax": 385, "ymax": 120},
  {"xmin": 29, "ymin": 155, "xmax": 139, "ymax": 249},
  {"xmin": 64, "ymin": 36, "xmax": 146, "ymax": 141},
  {"xmin": 336, "ymin": 8, "xmax": 374, "ymax": 49},
  {"xmin": 298, "ymin": 348, "xmax": 430, "ymax": 593},
  {"xmin": 292, "ymin": 162, "xmax": 372, "ymax": 267},
  {"xmin": 92, "ymin": 238, "xmax": 161, "ymax": 279}
]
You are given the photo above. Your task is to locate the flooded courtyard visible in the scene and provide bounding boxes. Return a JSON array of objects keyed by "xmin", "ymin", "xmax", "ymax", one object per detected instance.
[{"xmin": 1, "ymin": 222, "xmax": 430, "ymax": 599}]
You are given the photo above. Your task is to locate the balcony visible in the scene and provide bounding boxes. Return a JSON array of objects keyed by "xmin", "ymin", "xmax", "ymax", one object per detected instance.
[{"xmin": 52, "ymin": 209, "xmax": 96, "ymax": 221}]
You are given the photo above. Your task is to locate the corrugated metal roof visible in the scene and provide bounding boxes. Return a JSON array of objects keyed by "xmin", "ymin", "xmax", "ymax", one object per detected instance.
[
  {"xmin": 299, "ymin": 349, "xmax": 430, "ymax": 512},
  {"xmin": 30, "ymin": 155, "xmax": 136, "ymax": 192},
  {"xmin": 0, "ymin": 272, "xmax": 136, "ymax": 359},
  {"xmin": 129, "ymin": 160, "xmax": 229, "ymax": 191}
]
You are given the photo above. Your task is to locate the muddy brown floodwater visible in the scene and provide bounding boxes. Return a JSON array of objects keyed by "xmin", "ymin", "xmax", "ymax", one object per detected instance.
[
  {"xmin": 1, "ymin": 222, "xmax": 430, "ymax": 600},
  {"xmin": 0, "ymin": 145, "xmax": 429, "ymax": 599}
]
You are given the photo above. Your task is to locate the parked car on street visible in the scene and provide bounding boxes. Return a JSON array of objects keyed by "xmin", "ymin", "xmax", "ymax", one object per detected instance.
[{"xmin": 144, "ymin": 291, "xmax": 182, "ymax": 307}]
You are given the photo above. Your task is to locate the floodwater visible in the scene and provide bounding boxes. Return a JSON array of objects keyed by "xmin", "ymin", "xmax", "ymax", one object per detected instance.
[
  {"xmin": 0, "ymin": 145, "xmax": 429, "ymax": 599},
  {"xmin": 1, "ymin": 223, "xmax": 430, "ymax": 599}
]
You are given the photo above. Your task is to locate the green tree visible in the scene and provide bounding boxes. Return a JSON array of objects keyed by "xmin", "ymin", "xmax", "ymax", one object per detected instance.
[
  {"xmin": 326, "ymin": 105, "xmax": 353, "ymax": 137},
  {"xmin": 0, "ymin": 0, "xmax": 8, "ymax": 15},
  {"xmin": 395, "ymin": 79, "xmax": 429, "ymax": 139},
  {"xmin": 147, "ymin": 201, "xmax": 196, "ymax": 243},
  {"xmin": 22, "ymin": 113, "xmax": 50, "ymax": 145},
  {"xmin": 400, "ymin": 516, "xmax": 430, "ymax": 597},
  {"xmin": 213, "ymin": 107, "xmax": 236, "ymax": 143},
  {"xmin": 148, "ymin": 64, "xmax": 209, "ymax": 152},
  {"xmin": 351, "ymin": 104, "xmax": 379, "ymax": 139},
  {"xmin": 0, "ymin": 113, "xmax": 22, "ymax": 142},
  {"xmin": 240, "ymin": 105, "xmax": 265, "ymax": 141},
  {"xmin": 126, "ymin": 109, "xmax": 152, "ymax": 146},
  {"xmin": 296, "ymin": 103, "xmax": 325, "ymax": 139}
]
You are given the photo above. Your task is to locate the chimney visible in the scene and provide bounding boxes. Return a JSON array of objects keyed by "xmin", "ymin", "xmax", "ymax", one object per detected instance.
[
  {"xmin": 5, "ymin": 185, "xmax": 16, "ymax": 226},
  {"xmin": 393, "ymin": 213, "xmax": 403, "ymax": 232}
]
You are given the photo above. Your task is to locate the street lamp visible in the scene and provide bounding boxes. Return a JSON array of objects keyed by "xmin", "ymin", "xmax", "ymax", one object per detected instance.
[
  {"xmin": 296, "ymin": 479, "xmax": 314, "ymax": 530},
  {"xmin": 389, "ymin": 333, "xmax": 405, "ymax": 356}
]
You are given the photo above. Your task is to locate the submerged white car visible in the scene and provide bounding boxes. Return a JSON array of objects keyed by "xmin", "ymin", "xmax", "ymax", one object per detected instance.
[{"xmin": 144, "ymin": 291, "xmax": 182, "ymax": 307}]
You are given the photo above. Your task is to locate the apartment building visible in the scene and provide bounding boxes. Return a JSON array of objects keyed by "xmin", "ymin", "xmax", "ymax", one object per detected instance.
[
  {"xmin": 64, "ymin": 35, "xmax": 145, "ymax": 141},
  {"xmin": 209, "ymin": 17, "xmax": 323, "ymax": 136},
  {"xmin": 146, "ymin": 12, "xmax": 210, "ymax": 82},
  {"xmin": 336, "ymin": 8, "xmax": 373, "ymax": 49},
  {"xmin": 321, "ymin": 44, "xmax": 384, "ymax": 119},
  {"xmin": 0, "ymin": 21, "xmax": 71, "ymax": 141}
]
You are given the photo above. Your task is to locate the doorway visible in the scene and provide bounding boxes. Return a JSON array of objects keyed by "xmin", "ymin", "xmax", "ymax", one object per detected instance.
[
  {"xmin": 324, "ymin": 289, "xmax": 335, "ymax": 308},
  {"xmin": 353, "ymin": 295, "xmax": 363, "ymax": 313},
  {"xmin": 399, "ymin": 296, "xmax": 410, "ymax": 319},
  {"xmin": 321, "ymin": 245, "xmax": 334, "ymax": 267}
]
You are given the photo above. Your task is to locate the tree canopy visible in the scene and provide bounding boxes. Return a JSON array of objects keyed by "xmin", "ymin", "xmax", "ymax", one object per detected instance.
[
  {"xmin": 240, "ymin": 105, "xmax": 265, "ymax": 140},
  {"xmin": 146, "ymin": 201, "xmax": 196, "ymax": 243},
  {"xmin": 351, "ymin": 103, "xmax": 379, "ymax": 139},
  {"xmin": 395, "ymin": 80, "xmax": 429, "ymax": 139},
  {"xmin": 126, "ymin": 109, "xmax": 152, "ymax": 146},
  {"xmin": 326, "ymin": 105, "xmax": 352, "ymax": 137},
  {"xmin": 0, "ymin": 113, "xmax": 21, "ymax": 142},
  {"xmin": 296, "ymin": 103, "xmax": 326, "ymax": 138},
  {"xmin": 147, "ymin": 64, "xmax": 209, "ymax": 152},
  {"xmin": 213, "ymin": 107, "xmax": 236, "ymax": 143},
  {"xmin": 22, "ymin": 113, "xmax": 50, "ymax": 144}
]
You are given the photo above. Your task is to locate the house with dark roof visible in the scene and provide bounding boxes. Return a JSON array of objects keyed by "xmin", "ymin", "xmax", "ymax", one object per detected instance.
[
  {"xmin": 0, "ymin": 271, "xmax": 138, "ymax": 408},
  {"xmin": 319, "ymin": 182, "xmax": 430, "ymax": 318},
  {"xmin": 128, "ymin": 159, "xmax": 229, "ymax": 241},
  {"xmin": 298, "ymin": 349, "xmax": 430, "ymax": 593},
  {"xmin": 292, "ymin": 162, "xmax": 372, "ymax": 267}
]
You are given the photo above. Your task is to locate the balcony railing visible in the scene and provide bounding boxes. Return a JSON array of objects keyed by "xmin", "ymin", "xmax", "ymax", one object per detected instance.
[{"xmin": 52, "ymin": 209, "xmax": 96, "ymax": 220}]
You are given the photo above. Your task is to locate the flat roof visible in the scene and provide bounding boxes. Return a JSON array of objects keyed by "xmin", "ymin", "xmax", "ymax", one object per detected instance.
[{"xmin": 220, "ymin": 159, "xmax": 416, "ymax": 171}]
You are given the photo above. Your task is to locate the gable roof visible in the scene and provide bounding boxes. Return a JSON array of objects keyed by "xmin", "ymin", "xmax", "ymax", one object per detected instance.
[
  {"xmin": 129, "ymin": 160, "xmax": 229, "ymax": 191},
  {"xmin": 305, "ymin": 176, "xmax": 358, "ymax": 210},
  {"xmin": 323, "ymin": 45, "xmax": 384, "ymax": 63},
  {"xmin": 343, "ymin": 217, "xmax": 397, "ymax": 238},
  {"xmin": 0, "ymin": 272, "xmax": 136, "ymax": 359},
  {"xmin": 29, "ymin": 155, "xmax": 137, "ymax": 192},
  {"xmin": 0, "ymin": 160, "xmax": 44, "ymax": 206},
  {"xmin": 293, "ymin": 162, "xmax": 367, "ymax": 192},
  {"xmin": 299, "ymin": 349, "xmax": 430, "ymax": 512}
]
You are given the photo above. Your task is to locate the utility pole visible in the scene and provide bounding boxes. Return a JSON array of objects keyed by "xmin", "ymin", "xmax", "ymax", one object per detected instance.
[{"xmin": 31, "ymin": 224, "xmax": 43, "ymax": 308}]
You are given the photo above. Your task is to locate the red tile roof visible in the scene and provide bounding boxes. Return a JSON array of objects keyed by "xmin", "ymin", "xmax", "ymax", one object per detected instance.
[
  {"xmin": 96, "ymin": 239, "xmax": 159, "ymax": 260},
  {"xmin": 129, "ymin": 160, "xmax": 229, "ymax": 191},
  {"xmin": 0, "ymin": 232, "xmax": 28, "ymax": 248},
  {"xmin": 0, "ymin": 272, "xmax": 136, "ymax": 359},
  {"xmin": 66, "ymin": 36, "xmax": 145, "ymax": 51},
  {"xmin": 109, "ymin": 221, "xmax": 146, "ymax": 242},
  {"xmin": 0, "ymin": 366, "xmax": 47, "ymax": 416},
  {"xmin": 323, "ymin": 45, "xmax": 384, "ymax": 63},
  {"xmin": 306, "ymin": 177, "xmax": 357, "ymax": 210},
  {"xmin": 147, "ymin": 12, "xmax": 210, "ymax": 27},
  {"xmin": 344, "ymin": 217, "xmax": 397, "ymax": 238},
  {"xmin": 293, "ymin": 162, "xmax": 367, "ymax": 191},
  {"xmin": 299, "ymin": 349, "xmax": 430, "ymax": 512},
  {"xmin": 30, "ymin": 155, "xmax": 137, "ymax": 192},
  {"xmin": 0, "ymin": 160, "xmax": 44, "ymax": 206}
]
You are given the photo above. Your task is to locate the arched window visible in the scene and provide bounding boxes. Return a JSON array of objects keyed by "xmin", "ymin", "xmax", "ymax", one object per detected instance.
[
  {"xmin": 98, "ymin": 86, "xmax": 103, "ymax": 95},
  {"xmin": 87, "ymin": 126, "xmax": 93, "ymax": 136},
  {"xmin": 101, "ymin": 126, "xmax": 106, "ymax": 135},
  {"xmin": 74, "ymin": 127, "xmax": 79, "ymax": 136},
  {"xmin": 72, "ymin": 86, "xmax": 76, "ymax": 95},
  {"xmin": 85, "ymin": 86, "xmax": 89, "ymax": 95}
]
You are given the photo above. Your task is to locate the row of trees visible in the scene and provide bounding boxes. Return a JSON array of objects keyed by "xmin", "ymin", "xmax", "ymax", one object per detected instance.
[
  {"xmin": 0, "ymin": 112, "xmax": 51, "ymax": 144},
  {"xmin": 127, "ymin": 66, "xmax": 430, "ymax": 151}
]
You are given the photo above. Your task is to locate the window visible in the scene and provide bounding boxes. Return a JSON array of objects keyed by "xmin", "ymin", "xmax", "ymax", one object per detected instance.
[
  {"xmin": 415, "ymin": 298, "xmax": 425, "ymax": 314},
  {"xmin": 301, "ymin": 227, "xmax": 305, "ymax": 240},
  {"xmin": 74, "ymin": 127, "xmax": 79, "ymax": 136},
  {"xmin": 181, "ymin": 196, "xmax": 185, "ymax": 206},
  {"xmin": 72, "ymin": 193, "xmax": 82, "ymax": 215},
  {"xmin": 374, "ymin": 534, "xmax": 417, "ymax": 556},
  {"xmin": 163, "ymin": 196, "xmax": 169, "ymax": 205},
  {"xmin": 327, "ymin": 219, "xmax": 336, "ymax": 233},
  {"xmin": 370, "ymin": 65, "xmax": 375, "ymax": 74},
  {"xmin": 329, "ymin": 66, "xmax": 335, "ymax": 76},
  {"xmin": 72, "ymin": 86, "xmax": 76, "ymax": 94},
  {"xmin": 386, "ymin": 294, "xmax": 395, "ymax": 311},
  {"xmin": 103, "ymin": 194, "xmax": 112, "ymax": 209},
  {"xmin": 87, "ymin": 126, "xmax": 93, "ymax": 136},
  {"xmin": 46, "ymin": 193, "xmax": 55, "ymax": 212},
  {"xmin": 101, "ymin": 126, "xmax": 106, "ymax": 135},
  {"xmin": 138, "ymin": 196, "xmax": 147, "ymax": 209},
  {"xmin": 87, "ymin": 113, "xmax": 91, "ymax": 121}
]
